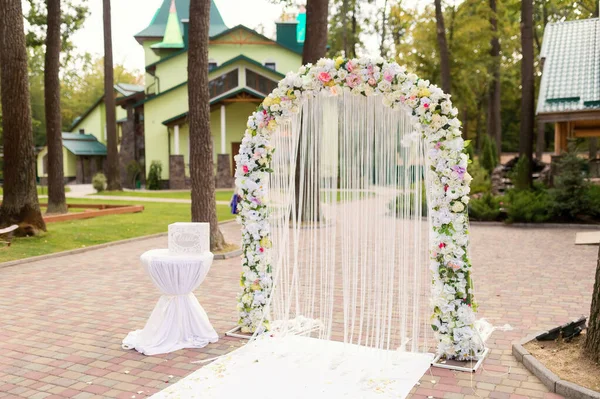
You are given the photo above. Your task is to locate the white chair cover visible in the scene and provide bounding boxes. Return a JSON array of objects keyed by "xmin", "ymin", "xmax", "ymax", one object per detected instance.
[{"xmin": 122, "ymin": 249, "xmax": 219, "ymax": 355}]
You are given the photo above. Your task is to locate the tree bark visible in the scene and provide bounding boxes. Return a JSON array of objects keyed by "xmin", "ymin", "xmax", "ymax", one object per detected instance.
[
  {"xmin": 434, "ymin": 0, "xmax": 452, "ymax": 94},
  {"xmin": 488, "ymin": 0, "xmax": 502, "ymax": 158},
  {"xmin": 519, "ymin": 0, "xmax": 535, "ymax": 188},
  {"xmin": 0, "ymin": 0, "xmax": 46, "ymax": 235},
  {"xmin": 189, "ymin": 0, "xmax": 225, "ymax": 251},
  {"xmin": 589, "ymin": 138, "xmax": 598, "ymax": 160},
  {"xmin": 584, "ymin": 244, "xmax": 600, "ymax": 362},
  {"xmin": 536, "ymin": 120, "xmax": 545, "ymax": 160},
  {"xmin": 303, "ymin": 0, "xmax": 329, "ymax": 64},
  {"xmin": 379, "ymin": 0, "xmax": 388, "ymax": 56},
  {"xmin": 102, "ymin": 0, "xmax": 121, "ymax": 191},
  {"xmin": 45, "ymin": 0, "xmax": 67, "ymax": 214},
  {"xmin": 341, "ymin": 0, "xmax": 348, "ymax": 56}
]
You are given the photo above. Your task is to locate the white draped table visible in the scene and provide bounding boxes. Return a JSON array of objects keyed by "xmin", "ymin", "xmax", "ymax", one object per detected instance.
[{"xmin": 122, "ymin": 249, "xmax": 219, "ymax": 355}]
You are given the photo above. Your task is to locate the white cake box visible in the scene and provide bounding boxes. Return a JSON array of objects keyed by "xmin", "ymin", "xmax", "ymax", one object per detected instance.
[{"xmin": 168, "ymin": 223, "xmax": 210, "ymax": 254}]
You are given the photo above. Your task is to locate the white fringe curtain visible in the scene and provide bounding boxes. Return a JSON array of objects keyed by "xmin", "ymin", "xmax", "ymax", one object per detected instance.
[{"xmin": 265, "ymin": 91, "xmax": 431, "ymax": 354}]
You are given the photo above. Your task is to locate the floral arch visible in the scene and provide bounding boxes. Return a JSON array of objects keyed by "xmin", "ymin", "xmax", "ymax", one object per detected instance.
[{"xmin": 234, "ymin": 57, "xmax": 483, "ymax": 360}]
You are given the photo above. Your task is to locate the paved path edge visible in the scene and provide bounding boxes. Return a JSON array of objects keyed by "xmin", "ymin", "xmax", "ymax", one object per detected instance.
[
  {"xmin": 512, "ymin": 333, "xmax": 600, "ymax": 398},
  {"xmin": 0, "ymin": 219, "xmax": 239, "ymax": 270}
]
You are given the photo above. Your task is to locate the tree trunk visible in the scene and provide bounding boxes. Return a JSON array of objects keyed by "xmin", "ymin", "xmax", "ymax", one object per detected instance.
[
  {"xmin": 303, "ymin": 0, "xmax": 329, "ymax": 64},
  {"xmin": 584, "ymin": 244, "xmax": 600, "ymax": 362},
  {"xmin": 536, "ymin": 120, "xmax": 545, "ymax": 160},
  {"xmin": 434, "ymin": 0, "xmax": 452, "ymax": 94},
  {"xmin": 102, "ymin": 0, "xmax": 121, "ymax": 191},
  {"xmin": 45, "ymin": 0, "xmax": 67, "ymax": 215},
  {"xmin": 351, "ymin": 0, "xmax": 357, "ymax": 58},
  {"xmin": 0, "ymin": 0, "xmax": 46, "ymax": 235},
  {"xmin": 519, "ymin": 0, "xmax": 535, "ymax": 188},
  {"xmin": 189, "ymin": 0, "xmax": 225, "ymax": 252},
  {"xmin": 379, "ymin": 0, "xmax": 388, "ymax": 56},
  {"xmin": 488, "ymin": 0, "xmax": 502, "ymax": 159},
  {"xmin": 342, "ymin": 0, "xmax": 348, "ymax": 56},
  {"xmin": 589, "ymin": 138, "xmax": 598, "ymax": 160}
]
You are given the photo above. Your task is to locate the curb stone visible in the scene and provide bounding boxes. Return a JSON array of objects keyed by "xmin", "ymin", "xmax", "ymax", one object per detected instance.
[
  {"xmin": 512, "ymin": 332, "xmax": 600, "ymax": 399},
  {"xmin": 0, "ymin": 219, "xmax": 239, "ymax": 269}
]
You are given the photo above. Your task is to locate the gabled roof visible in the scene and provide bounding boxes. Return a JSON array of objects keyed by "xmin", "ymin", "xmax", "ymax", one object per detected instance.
[
  {"xmin": 145, "ymin": 25, "xmax": 302, "ymax": 73},
  {"xmin": 61, "ymin": 133, "xmax": 107, "ymax": 156},
  {"xmin": 70, "ymin": 84, "xmax": 144, "ymax": 131},
  {"xmin": 151, "ymin": 0, "xmax": 184, "ymax": 49},
  {"xmin": 134, "ymin": 0, "xmax": 227, "ymax": 41},
  {"xmin": 138, "ymin": 55, "xmax": 283, "ymax": 108},
  {"xmin": 537, "ymin": 18, "xmax": 600, "ymax": 114}
]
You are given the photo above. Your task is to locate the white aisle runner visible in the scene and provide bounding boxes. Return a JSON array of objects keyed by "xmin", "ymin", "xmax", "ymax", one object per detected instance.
[{"xmin": 152, "ymin": 335, "xmax": 433, "ymax": 399}]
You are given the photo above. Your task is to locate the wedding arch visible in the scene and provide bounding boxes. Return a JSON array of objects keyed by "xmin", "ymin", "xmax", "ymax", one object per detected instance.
[{"xmin": 233, "ymin": 57, "xmax": 485, "ymax": 362}]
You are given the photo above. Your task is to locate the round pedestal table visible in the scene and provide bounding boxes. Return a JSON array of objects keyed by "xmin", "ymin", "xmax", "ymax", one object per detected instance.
[{"xmin": 122, "ymin": 249, "xmax": 219, "ymax": 355}]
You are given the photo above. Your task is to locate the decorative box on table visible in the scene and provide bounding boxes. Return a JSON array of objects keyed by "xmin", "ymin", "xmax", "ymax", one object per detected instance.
[{"xmin": 168, "ymin": 222, "xmax": 210, "ymax": 254}]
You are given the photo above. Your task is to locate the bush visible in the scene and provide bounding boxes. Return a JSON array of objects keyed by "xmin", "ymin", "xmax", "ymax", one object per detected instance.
[
  {"xmin": 549, "ymin": 151, "xmax": 589, "ymax": 220},
  {"xmin": 469, "ymin": 158, "xmax": 491, "ymax": 194},
  {"xmin": 510, "ymin": 156, "xmax": 531, "ymax": 191},
  {"xmin": 468, "ymin": 193, "xmax": 502, "ymax": 221},
  {"xmin": 505, "ymin": 188, "xmax": 550, "ymax": 223},
  {"xmin": 480, "ymin": 134, "xmax": 498, "ymax": 173},
  {"xmin": 92, "ymin": 173, "xmax": 107, "ymax": 193},
  {"xmin": 126, "ymin": 160, "xmax": 142, "ymax": 187},
  {"xmin": 147, "ymin": 161, "xmax": 163, "ymax": 190},
  {"xmin": 585, "ymin": 185, "xmax": 600, "ymax": 219}
]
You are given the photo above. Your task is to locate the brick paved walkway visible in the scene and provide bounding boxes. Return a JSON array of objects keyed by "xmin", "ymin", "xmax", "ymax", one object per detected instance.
[{"xmin": 0, "ymin": 223, "xmax": 596, "ymax": 398}]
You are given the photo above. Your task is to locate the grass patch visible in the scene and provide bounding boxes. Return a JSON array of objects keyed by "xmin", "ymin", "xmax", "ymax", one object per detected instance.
[
  {"xmin": 0, "ymin": 198, "xmax": 234, "ymax": 263},
  {"xmin": 0, "ymin": 186, "xmax": 71, "ymax": 196},
  {"xmin": 89, "ymin": 190, "xmax": 234, "ymax": 202}
]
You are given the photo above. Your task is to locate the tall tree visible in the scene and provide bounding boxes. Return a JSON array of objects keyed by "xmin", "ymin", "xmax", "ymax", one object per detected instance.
[
  {"xmin": 45, "ymin": 0, "xmax": 67, "ymax": 214},
  {"xmin": 0, "ymin": 0, "xmax": 46, "ymax": 234},
  {"xmin": 488, "ymin": 0, "xmax": 502, "ymax": 157},
  {"xmin": 584, "ymin": 245, "xmax": 600, "ymax": 362},
  {"xmin": 303, "ymin": 0, "xmax": 329, "ymax": 64},
  {"xmin": 189, "ymin": 0, "xmax": 225, "ymax": 251},
  {"xmin": 434, "ymin": 0, "xmax": 452, "ymax": 94},
  {"xmin": 102, "ymin": 0, "xmax": 121, "ymax": 191},
  {"xmin": 519, "ymin": 0, "xmax": 534, "ymax": 187}
]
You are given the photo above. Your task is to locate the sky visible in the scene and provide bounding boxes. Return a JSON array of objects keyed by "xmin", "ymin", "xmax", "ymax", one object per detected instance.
[{"xmin": 70, "ymin": 0, "xmax": 422, "ymax": 73}]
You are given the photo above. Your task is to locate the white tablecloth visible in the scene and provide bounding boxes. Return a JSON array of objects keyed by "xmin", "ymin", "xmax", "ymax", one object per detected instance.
[{"xmin": 122, "ymin": 249, "xmax": 219, "ymax": 355}]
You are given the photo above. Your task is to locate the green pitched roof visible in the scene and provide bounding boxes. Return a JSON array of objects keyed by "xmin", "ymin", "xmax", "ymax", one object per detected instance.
[
  {"xmin": 134, "ymin": 0, "xmax": 227, "ymax": 41},
  {"xmin": 151, "ymin": 0, "xmax": 184, "ymax": 49},
  {"xmin": 62, "ymin": 133, "xmax": 107, "ymax": 156},
  {"xmin": 537, "ymin": 18, "xmax": 600, "ymax": 114}
]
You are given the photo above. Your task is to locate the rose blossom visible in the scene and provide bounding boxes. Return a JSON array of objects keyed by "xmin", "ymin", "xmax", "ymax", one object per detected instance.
[
  {"xmin": 318, "ymin": 72, "xmax": 332, "ymax": 83},
  {"xmin": 346, "ymin": 74, "xmax": 361, "ymax": 88}
]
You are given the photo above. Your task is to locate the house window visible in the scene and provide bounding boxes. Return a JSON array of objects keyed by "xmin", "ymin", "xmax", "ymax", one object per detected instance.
[
  {"xmin": 246, "ymin": 69, "xmax": 278, "ymax": 96},
  {"xmin": 264, "ymin": 62, "xmax": 276, "ymax": 71},
  {"xmin": 208, "ymin": 62, "xmax": 218, "ymax": 71},
  {"xmin": 208, "ymin": 69, "xmax": 239, "ymax": 98}
]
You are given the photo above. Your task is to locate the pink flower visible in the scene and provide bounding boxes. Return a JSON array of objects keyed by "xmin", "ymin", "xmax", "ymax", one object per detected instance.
[
  {"xmin": 367, "ymin": 64, "xmax": 374, "ymax": 74},
  {"xmin": 439, "ymin": 243, "xmax": 446, "ymax": 249},
  {"xmin": 346, "ymin": 74, "xmax": 361, "ymax": 88},
  {"xmin": 435, "ymin": 142, "xmax": 442, "ymax": 149},
  {"xmin": 259, "ymin": 247, "xmax": 264, "ymax": 253},
  {"xmin": 368, "ymin": 77, "xmax": 376, "ymax": 86},
  {"xmin": 423, "ymin": 103, "xmax": 430, "ymax": 108},
  {"xmin": 399, "ymin": 95, "xmax": 406, "ymax": 103},
  {"xmin": 346, "ymin": 61, "xmax": 355, "ymax": 72},
  {"xmin": 318, "ymin": 72, "xmax": 332, "ymax": 83},
  {"xmin": 383, "ymin": 70, "xmax": 394, "ymax": 82},
  {"xmin": 242, "ymin": 165, "xmax": 249, "ymax": 174}
]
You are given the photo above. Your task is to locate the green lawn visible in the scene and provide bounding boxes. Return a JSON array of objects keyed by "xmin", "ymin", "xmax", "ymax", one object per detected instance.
[
  {"xmin": 0, "ymin": 186, "xmax": 71, "ymax": 196},
  {"xmin": 89, "ymin": 190, "xmax": 234, "ymax": 202},
  {"xmin": 0, "ymin": 198, "xmax": 234, "ymax": 263}
]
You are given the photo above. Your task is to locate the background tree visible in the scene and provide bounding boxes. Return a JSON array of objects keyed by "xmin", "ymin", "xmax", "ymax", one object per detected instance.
[
  {"xmin": 0, "ymin": 0, "xmax": 46, "ymax": 234},
  {"xmin": 45, "ymin": 0, "xmax": 67, "ymax": 214},
  {"xmin": 189, "ymin": 0, "xmax": 225, "ymax": 251},
  {"xmin": 303, "ymin": 0, "xmax": 329, "ymax": 64},
  {"xmin": 585, "ymin": 245, "xmax": 600, "ymax": 362},
  {"xmin": 519, "ymin": 0, "xmax": 534, "ymax": 187},
  {"xmin": 488, "ymin": 0, "xmax": 501, "ymax": 156},
  {"xmin": 102, "ymin": 0, "xmax": 121, "ymax": 191},
  {"xmin": 434, "ymin": 0, "xmax": 452, "ymax": 94}
]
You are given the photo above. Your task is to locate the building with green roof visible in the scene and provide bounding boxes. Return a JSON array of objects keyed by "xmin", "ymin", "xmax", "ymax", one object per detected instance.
[
  {"xmin": 537, "ymin": 17, "xmax": 600, "ymax": 154},
  {"xmin": 131, "ymin": 0, "xmax": 304, "ymax": 188}
]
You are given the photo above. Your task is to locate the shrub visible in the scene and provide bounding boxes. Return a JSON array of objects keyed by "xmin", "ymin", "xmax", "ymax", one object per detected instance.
[
  {"xmin": 468, "ymin": 193, "xmax": 502, "ymax": 221},
  {"xmin": 126, "ymin": 160, "xmax": 142, "ymax": 187},
  {"xmin": 147, "ymin": 161, "xmax": 162, "ymax": 190},
  {"xmin": 549, "ymin": 151, "xmax": 589, "ymax": 220},
  {"xmin": 469, "ymin": 158, "xmax": 491, "ymax": 194},
  {"xmin": 505, "ymin": 188, "xmax": 550, "ymax": 223},
  {"xmin": 510, "ymin": 156, "xmax": 531, "ymax": 191},
  {"xmin": 92, "ymin": 173, "xmax": 107, "ymax": 193},
  {"xmin": 480, "ymin": 134, "xmax": 498, "ymax": 173}
]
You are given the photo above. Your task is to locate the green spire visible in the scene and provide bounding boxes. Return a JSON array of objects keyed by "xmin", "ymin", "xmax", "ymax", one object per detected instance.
[{"xmin": 151, "ymin": 0, "xmax": 184, "ymax": 49}]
